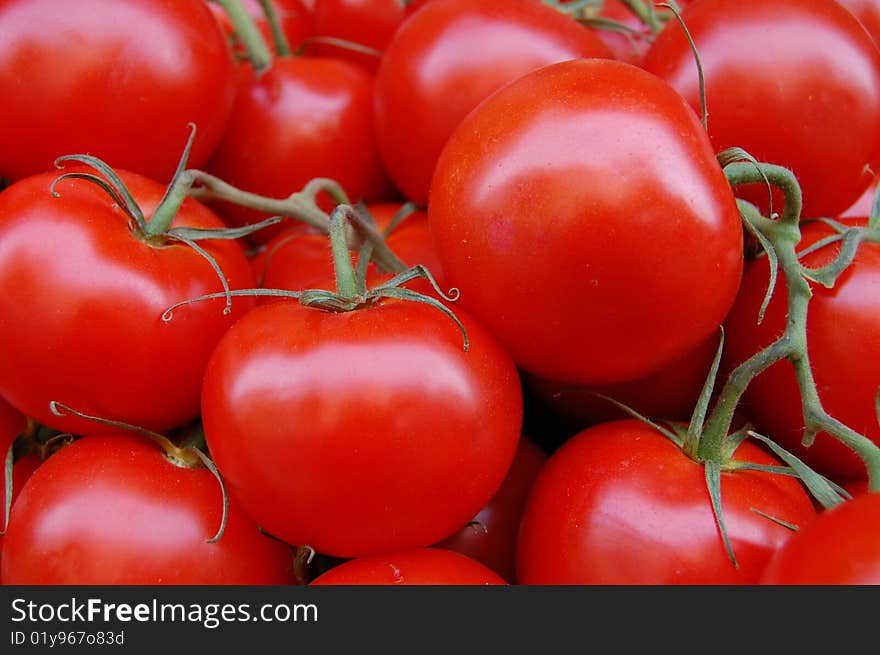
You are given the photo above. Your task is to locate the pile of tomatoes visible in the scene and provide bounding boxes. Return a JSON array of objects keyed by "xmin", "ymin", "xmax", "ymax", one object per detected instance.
[{"xmin": 1, "ymin": 0, "xmax": 880, "ymax": 586}]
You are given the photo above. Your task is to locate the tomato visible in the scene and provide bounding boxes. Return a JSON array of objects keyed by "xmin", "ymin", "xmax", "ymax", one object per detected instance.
[
  {"xmin": 525, "ymin": 333, "xmax": 720, "ymax": 428},
  {"xmin": 643, "ymin": 0, "xmax": 880, "ymax": 219},
  {"xmin": 310, "ymin": 548, "xmax": 508, "ymax": 585},
  {"xmin": 723, "ymin": 218, "xmax": 880, "ymax": 481},
  {"xmin": 429, "ymin": 58, "xmax": 743, "ymax": 385},
  {"xmin": 435, "ymin": 436, "xmax": 546, "ymax": 583},
  {"xmin": 205, "ymin": 56, "xmax": 394, "ymax": 245},
  {"xmin": 0, "ymin": 169, "xmax": 256, "ymax": 435},
  {"xmin": 208, "ymin": 0, "xmax": 313, "ymax": 55},
  {"xmin": 0, "ymin": 396, "xmax": 26, "ymax": 457},
  {"xmin": 309, "ymin": 0, "xmax": 407, "ymax": 72},
  {"xmin": 760, "ymin": 491, "xmax": 880, "ymax": 584},
  {"xmin": 591, "ymin": 0, "xmax": 656, "ymax": 65},
  {"xmin": 373, "ymin": 0, "xmax": 613, "ymax": 204},
  {"xmin": 201, "ymin": 298, "xmax": 523, "ymax": 558},
  {"xmin": 838, "ymin": 0, "xmax": 880, "ymax": 45},
  {"xmin": 252, "ymin": 203, "xmax": 446, "ymax": 295},
  {"xmin": 1, "ymin": 433, "xmax": 296, "ymax": 584},
  {"xmin": 516, "ymin": 419, "xmax": 818, "ymax": 584},
  {"xmin": 0, "ymin": 0, "xmax": 236, "ymax": 183}
]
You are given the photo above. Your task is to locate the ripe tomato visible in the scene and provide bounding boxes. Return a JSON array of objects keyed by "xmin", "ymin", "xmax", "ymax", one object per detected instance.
[
  {"xmin": 429, "ymin": 58, "xmax": 743, "ymax": 385},
  {"xmin": 373, "ymin": 0, "xmax": 613, "ymax": 204},
  {"xmin": 0, "ymin": 396, "xmax": 26, "ymax": 457},
  {"xmin": 0, "ymin": 169, "xmax": 256, "ymax": 435},
  {"xmin": 0, "ymin": 453, "xmax": 40, "ymax": 576},
  {"xmin": 252, "ymin": 203, "xmax": 445, "ymax": 295},
  {"xmin": 435, "ymin": 436, "xmax": 546, "ymax": 583},
  {"xmin": 205, "ymin": 56, "xmax": 394, "ymax": 244},
  {"xmin": 309, "ymin": 0, "xmax": 407, "ymax": 72},
  {"xmin": 516, "ymin": 419, "xmax": 818, "ymax": 584},
  {"xmin": 839, "ymin": 174, "xmax": 878, "ymax": 219},
  {"xmin": 208, "ymin": 0, "xmax": 313, "ymax": 55},
  {"xmin": 310, "ymin": 548, "xmax": 508, "ymax": 585},
  {"xmin": 201, "ymin": 298, "xmax": 523, "ymax": 558},
  {"xmin": 723, "ymin": 218, "xmax": 880, "ymax": 481},
  {"xmin": 0, "ymin": 0, "xmax": 236, "ymax": 183},
  {"xmin": 643, "ymin": 0, "xmax": 880, "ymax": 219},
  {"xmin": 760, "ymin": 491, "xmax": 880, "ymax": 584},
  {"xmin": 1, "ymin": 433, "xmax": 296, "ymax": 584}
]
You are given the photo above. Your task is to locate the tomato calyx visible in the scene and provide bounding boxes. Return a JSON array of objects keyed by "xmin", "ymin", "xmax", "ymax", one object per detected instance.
[
  {"xmin": 45, "ymin": 402, "xmax": 230, "ymax": 543},
  {"xmin": 163, "ymin": 204, "xmax": 469, "ymax": 349}
]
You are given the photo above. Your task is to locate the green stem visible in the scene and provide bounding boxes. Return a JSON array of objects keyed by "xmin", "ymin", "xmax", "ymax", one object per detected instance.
[
  {"xmin": 146, "ymin": 174, "xmax": 192, "ymax": 236},
  {"xmin": 328, "ymin": 206, "xmax": 359, "ymax": 299},
  {"xmin": 257, "ymin": 0, "xmax": 292, "ymax": 56},
  {"xmin": 698, "ymin": 162, "xmax": 880, "ymax": 490},
  {"xmin": 620, "ymin": 0, "xmax": 664, "ymax": 34},
  {"xmin": 215, "ymin": 0, "xmax": 273, "ymax": 73}
]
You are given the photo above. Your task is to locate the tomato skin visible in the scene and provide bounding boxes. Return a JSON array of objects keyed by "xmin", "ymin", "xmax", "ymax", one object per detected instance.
[
  {"xmin": 201, "ymin": 299, "xmax": 523, "ymax": 559},
  {"xmin": 373, "ymin": 0, "xmax": 613, "ymax": 205},
  {"xmin": 208, "ymin": 0, "xmax": 313, "ymax": 55},
  {"xmin": 1, "ymin": 433, "xmax": 296, "ymax": 585},
  {"xmin": 839, "ymin": 174, "xmax": 878, "ymax": 219},
  {"xmin": 760, "ymin": 492, "xmax": 880, "ymax": 584},
  {"xmin": 0, "ymin": 453, "xmax": 40, "ymax": 574},
  {"xmin": 205, "ymin": 56, "xmax": 394, "ymax": 244},
  {"xmin": 309, "ymin": 0, "xmax": 407, "ymax": 73},
  {"xmin": 723, "ymin": 219, "xmax": 880, "ymax": 481},
  {"xmin": 435, "ymin": 437, "xmax": 546, "ymax": 583},
  {"xmin": 516, "ymin": 420, "xmax": 817, "ymax": 584},
  {"xmin": 429, "ymin": 58, "xmax": 743, "ymax": 386},
  {"xmin": 643, "ymin": 0, "xmax": 880, "ymax": 220},
  {"xmin": 310, "ymin": 548, "xmax": 508, "ymax": 585},
  {"xmin": 838, "ymin": 0, "xmax": 880, "ymax": 44},
  {"xmin": 0, "ymin": 396, "xmax": 26, "ymax": 457},
  {"xmin": 0, "ymin": 170, "xmax": 256, "ymax": 435},
  {"xmin": 0, "ymin": 0, "xmax": 236, "ymax": 183},
  {"xmin": 252, "ymin": 203, "xmax": 446, "ymax": 294}
]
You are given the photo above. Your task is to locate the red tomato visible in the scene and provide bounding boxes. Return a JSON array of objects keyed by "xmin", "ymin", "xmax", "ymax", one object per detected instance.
[
  {"xmin": 0, "ymin": 396, "xmax": 26, "ymax": 457},
  {"xmin": 643, "ymin": 0, "xmax": 880, "ymax": 219},
  {"xmin": 0, "ymin": 0, "xmax": 236, "ymax": 183},
  {"xmin": 1, "ymin": 433, "xmax": 296, "ymax": 584},
  {"xmin": 429, "ymin": 58, "xmax": 743, "ymax": 386},
  {"xmin": 205, "ymin": 56, "xmax": 394, "ymax": 244},
  {"xmin": 0, "ymin": 169, "xmax": 256, "ymax": 435},
  {"xmin": 592, "ymin": 0, "xmax": 656, "ymax": 65},
  {"xmin": 310, "ymin": 548, "xmax": 508, "ymax": 585},
  {"xmin": 201, "ymin": 299, "xmax": 523, "ymax": 558},
  {"xmin": 208, "ymin": 0, "xmax": 313, "ymax": 54},
  {"xmin": 760, "ymin": 491, "xmax": 880, "ymax": 584},
  {"xmin": 252, "ymin": 203, "xmax": 445, "ymax": 294},
  {"xmin": 723, "ymin": 218, "xmax": 880, "ymax": 481},
  {"xmin": 309, "ymin": 0, "xmax": 407, "ymax": 72},
  {"xmin": 373, "ymin": 0, "xmax": 613, "ymax": 204},
  {"xmin": 526, "ymin": 333, "xmax": 720, "ymax": 428},
  {"xmin": 516, "ymin": 419, "xmax": 818, "ymax": 584},
  {"xmin": 435, "ymin": 436, "xmax": 546, "ymax": 583}
]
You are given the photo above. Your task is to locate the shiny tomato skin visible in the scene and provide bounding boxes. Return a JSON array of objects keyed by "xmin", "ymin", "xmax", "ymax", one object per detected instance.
[
  {"xmin": 723, "ymin": 219, "xmax": 880, "ymax": 481},
  {"xmin": 516, "ymin": 420, "xmax": 817, "ymax": 584},
  {"xmin": 429, "ymin": 58, "xmax": 743, "ymax": 386},
  {"xmin": 643, "ymin": 0, "xmax": 880, "ymax": 219},
  {"xmin": 1, "ymin": 433, "xmax": 296, "ymax": 585},
  {"xmin": 201, "ymin": 299, "xmax": 523, "ymax": 559},
  {"xmin": 208, "ymin": 0, "xmax": 313, "ymax": 54},
  {"xmin": 310, "ymin": 548, "xmax": 508, "ymax": 585},
  {"xmin": 839, "ymin": 174, "xmax": 878, "ymax": 219},
  {"xmin": 309, "ymin": 0, "xmax": 407, "ymax": 72},
  {"xmin": 0, "ymin": 0, "xmax": 236, "ymax": 183},
  {"xmin": 838, "ymin": 0, "xmax": 880, "ymax": 44},
  {"xmin": 373, "ymin": 0, "xmax": 613, "ymax": 205},
  {"xmin": 435, "ymin": 436, "xmax": 546, "ymax": 583},
  {"xmin": 205, "ymin": 56, "xmax": 394, "ymax": 244},
  {"xmin": 0, "ymin": 396, "xmax": 26, "ymax": 457},
  {"xmin": 0, "ymin": 170, "xmax": 256, "ymax": 435},
  {"xmin": 252, "ymin": 203, "xmax": 446, "ymax": 294},
  {"xmin": 760, "ymin": 491, "xmax": 880, "ymax": 584}
]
